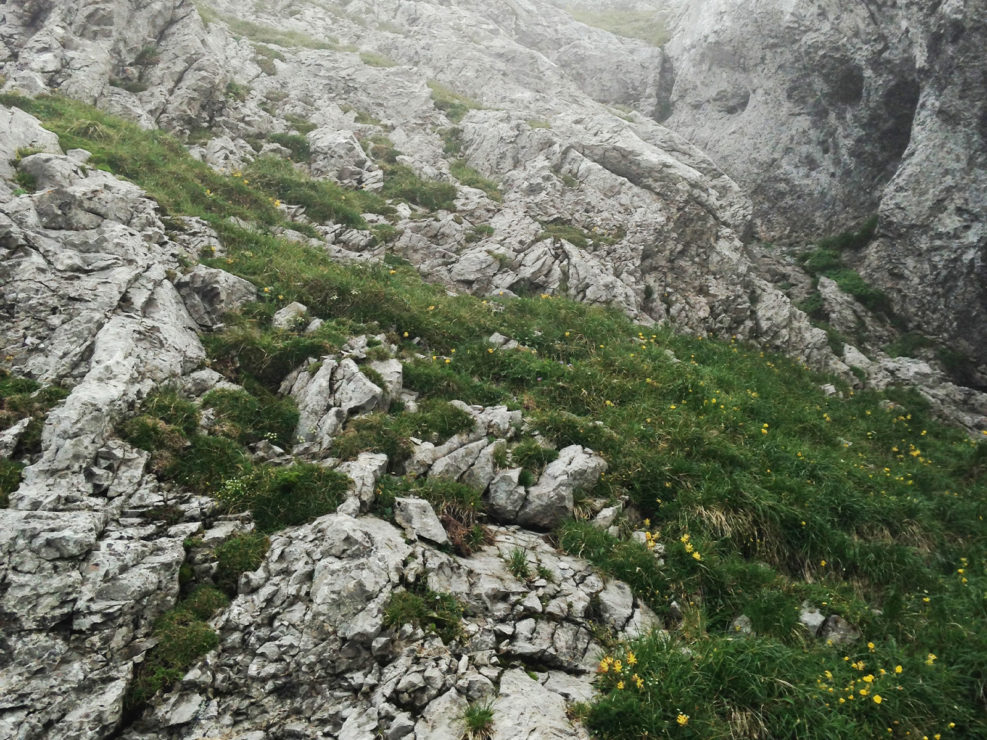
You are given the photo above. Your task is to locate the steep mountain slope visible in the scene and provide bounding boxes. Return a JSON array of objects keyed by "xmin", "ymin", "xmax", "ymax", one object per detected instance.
[
  {"xmin": 0, "ymin": 1, "xmax": 985, "ymax": 739},
  {"xmin": 660, "ymin": 0, "xmax": 987, "ymax": 371}
]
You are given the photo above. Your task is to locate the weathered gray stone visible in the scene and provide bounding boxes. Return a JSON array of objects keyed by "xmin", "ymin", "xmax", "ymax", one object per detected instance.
[
  {"xmin": 394, "ymin": 497, "xmax": 449, "ymax": 545},
  {"xmin": 819, "ymin": 615, "xmax": 862, "ymax": 646},
  {"xmin": 486, "ymin": 468, "xmax": 527, "ymax": 522},
  {"xmin": 271, "ymin": 301, "xmax": 308, "ymax": 330},
  {"xmin": 490, "ymin": 669, "xmax": 590, "ymax": 739},
  {"xmin": 517, "ymin": 445, "xmax": 607, "ymax": 529},
  {"xmin": 174, "ymin": 265, "xmax": 257, "ymax": 330}
]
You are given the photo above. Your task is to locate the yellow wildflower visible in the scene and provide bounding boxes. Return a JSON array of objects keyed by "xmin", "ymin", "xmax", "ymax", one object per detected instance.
[{"xmin": 676, "ymin": 714, "xmax": 689, "ymax": 726}]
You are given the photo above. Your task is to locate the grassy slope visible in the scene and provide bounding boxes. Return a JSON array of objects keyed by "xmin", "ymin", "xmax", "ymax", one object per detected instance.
[{"xmin": 3, "ymin": 94, "xmax": 985, "ymax": 738}]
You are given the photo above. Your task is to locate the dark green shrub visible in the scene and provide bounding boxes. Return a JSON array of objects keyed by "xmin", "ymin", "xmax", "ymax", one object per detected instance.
[{"xmin": 801, "ymin": 248, "xmax": 842, "ymax": 275}]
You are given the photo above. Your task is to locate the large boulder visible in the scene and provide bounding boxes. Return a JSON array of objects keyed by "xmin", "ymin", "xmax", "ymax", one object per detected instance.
[{"xmin": 517, "ymin": 445, "xmax": 607, "ymax": 529}]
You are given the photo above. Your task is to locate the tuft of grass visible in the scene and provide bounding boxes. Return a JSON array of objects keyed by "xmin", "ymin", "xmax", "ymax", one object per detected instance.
[
  {"xmin": 0, "ymin": 371, "xmax": 69, "ymax": 458},
  {"xmin": 0, "ymin": 459, "xmax": 23, "ymax": 507},
  {"xmin": 267, "ymin": 132, "xmax": 311, "ymax": 162},
  {"xmin": 216, "ymin": 463, "xmax": 350, "ymax": 533},
  {"xmin": 244, "ymin": 154, "xmax": 388, "ymax": 226},
  {"xmin": 213, "ymin": 532, "xmax": 270, "ymax": 596},
  {"xmin": 427, "ymin": 81, "xmax": 483, "ymax": 123},
  {"xmin": 383, "ymin": 587, "xmax": 464, "ymax": 644},
  {"xmin": 124, "ymin": 587, "xmax": 227, "ymax": 709},
  {"xmin": 219, "ymin": 15, "xmax": 340, "ymax": 50},
  {"xmin": 462, "ymin": 701, "xmax": 495, "ymax": 739},
  {"xmin": 252, "ymin": 43, "xmax": 285, "ymax": 75},
  {"xmin": 201, "ymin": 387, "xmax": 298, "ymax": 448},
  {"xmin": 800, "ymin": 217, "xmax": 891, "ymax": 316},
  {"xmin": 450, "ymin": 160, "xmax": 502, "ymax": 202},
  {"xmin": 201, "ymin": 319, "xmax": 335, "ymax": 392},
  {"xmin": 379, "ymin": 164, "xmax": 458, "ymax": 212},
  {"xmin": 360, "ymin": 50, "xmax": 397, "ymax": 67},
  {"xmin": 507, "ymin": 547, "xmax": 531, "ymax": 581}
]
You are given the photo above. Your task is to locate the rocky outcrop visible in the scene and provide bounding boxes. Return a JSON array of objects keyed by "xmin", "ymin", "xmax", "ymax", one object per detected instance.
[
  {"xmin": 661, "ymin": 0, "xmax": 987, "ymax": 370},
  {"xmin": 0, "ymin": 116, "xmax": 212, "ymax": 739},
  {"xmin": 174, "ymin": 264, "xmax": 257, "ymax": 330}
]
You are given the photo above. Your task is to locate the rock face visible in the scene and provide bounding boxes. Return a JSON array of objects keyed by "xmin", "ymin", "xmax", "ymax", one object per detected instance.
[
  {"xmin": 661, "ymin": 0, "xmax": 987, "ymax": 369},
  {"xmin": 0, "ymin": 119, "xmax": 213, "ymax": 739}
]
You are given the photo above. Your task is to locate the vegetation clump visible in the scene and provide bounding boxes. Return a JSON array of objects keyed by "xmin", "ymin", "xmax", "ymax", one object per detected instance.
[
  {"xmin": 216, "ymin": 463, "xmax": 350, "ymax": 533},
  {"xmin": 0, "ymin": 370, "xmax": 69, "ymax": 461},
  {"xmin": 427, "ymin": 81, "xmax": 483, "ymax": 123},
  {"xmin": 462, "ymin": 701, "xmax": 495, "ymax": 739},
  {"xmin": 450, "ymin": 159, "xmax": 502, "ymax": 202},
  {"xmin": 125, "ymin": 586, "xmax": 228, "ymax": 709},
  {"xmin": 214, "ymin": 532, "xmax": 270, "ymax": 596},
  {"xmin": 383, "ymin": 586, "xmax": 464, "ymax": 643},
  {"xmin": 799, "ymin": 217, "xmax": 892, "ymax": 317},
  {"xmin": 564, "ymin": 6, "xmax": 670, "ymax": 47}
]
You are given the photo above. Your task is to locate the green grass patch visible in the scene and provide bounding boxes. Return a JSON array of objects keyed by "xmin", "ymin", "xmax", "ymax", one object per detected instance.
[
  {"xmin": 0, "ymin": 370, "xmax": 69, "ymax": 458},
  {"xmin": 383, "ymin": 586, "xmax": 464, "ymax": 644},
  {"xmin": 0, "ymin": 459, "xmax": 23, "ymax": 507},
  {"xmin": 450, "ymin": 159, "xmax": 502, "ymax": 202},
  {"xmin": 213, "ymin": 532, "xmax": 270, "ymax": 596},
  {"xmin": 462, "ymin": 700, "xmax": 495, "ymax": 739},
  {"xmin": 252, "ymin": 43, "xmax": 285, "ymax": 75},
  {"xmin": 201, "ymin": 387, "xmax": 298, "ymax": 448},
  {"xmin": 360, "ymin": 51, "xmax": 397, "ymax": 67},
  {"xmin": 219, "ymin": 15, "xmax": 340, "ymax": 50},
  {"xmin": 379, "ymin": 163, "xmax": 458, "ymax": 211},
  {"xmin": 125, "ymin": 586, "xmax": 228, "ymax": 709},
  {"xmin": 267, "ymin": 132, "xmax": 311, "ymax": 162},
  {"xmin": 800, "ymin": 217, "xmax": 891, "ymax": 316},
  {"xmin": 565, "ymin": 7, "xmax": 670, "ymax": 47},
  {"xmin": 216, "ymin": 463, "xmax": 350, "ymax": 532},
  {"xmin": 428, "ymin": 81, "xmax": 483, "ymax": 123}
]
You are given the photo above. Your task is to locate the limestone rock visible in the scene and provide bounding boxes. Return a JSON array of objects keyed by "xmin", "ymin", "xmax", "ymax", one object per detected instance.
[
  {"xmin": 394, "ymin": 497, "xmax": 449, "ymax": 545},
  {"xmin": 271, "ymin": 301, "xmax": 308, "ymax": 330},
  {"xmin": 489, "ymin": 669, "xmax": 590, "ymax": 740},
  {"xmin": 517, "ymin": 445, "xmax": 607, "ymax": 529},
  {"xmin": 174, "ymin": 265, "xmax": 257, "ymax": 330}
]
